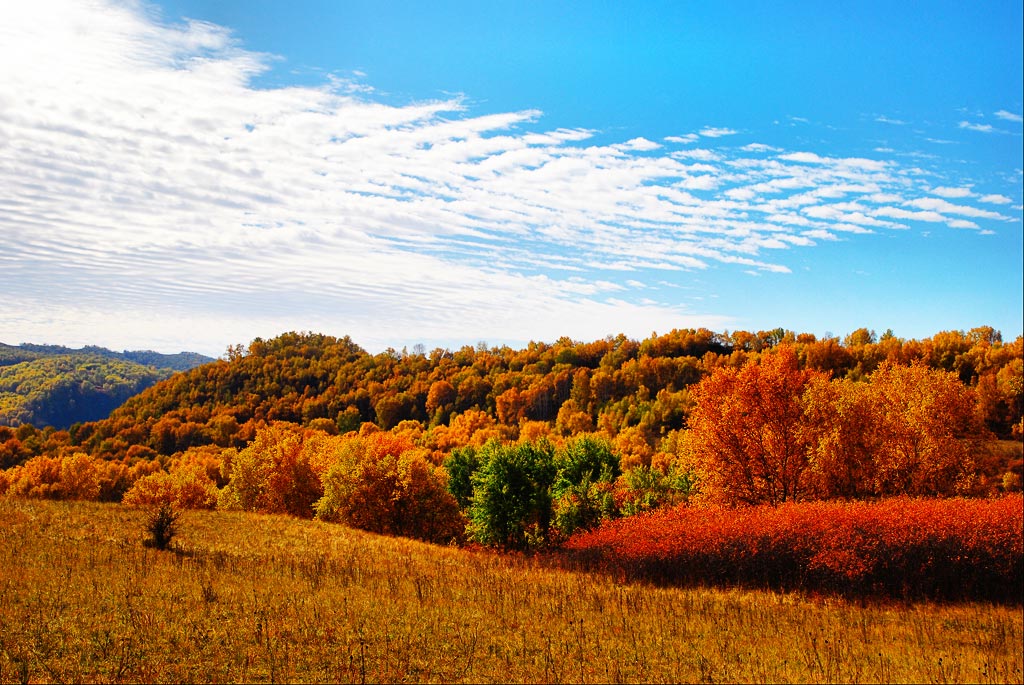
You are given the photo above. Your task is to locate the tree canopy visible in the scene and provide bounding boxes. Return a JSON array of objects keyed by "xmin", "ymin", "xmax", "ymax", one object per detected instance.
[{"xmin": 0, "ymin": 327, "xmax": 1019, "ymax": 516}]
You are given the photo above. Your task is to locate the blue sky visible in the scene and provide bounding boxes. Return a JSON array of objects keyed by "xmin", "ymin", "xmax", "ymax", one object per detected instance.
[{"xmin": 1, "ymin": 0, "xmax": 1021, "ymax": 356}]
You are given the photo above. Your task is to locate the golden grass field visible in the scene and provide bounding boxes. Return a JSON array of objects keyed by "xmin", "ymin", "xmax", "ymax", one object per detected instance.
[{"xmin": 1, "ymin": 498, "xmax": 1021, "ymax": 684}]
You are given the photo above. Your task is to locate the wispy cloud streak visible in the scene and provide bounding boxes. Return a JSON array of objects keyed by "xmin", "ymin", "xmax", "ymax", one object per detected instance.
[
  {"xmin": 0, "ymin": 1, "xmax": 1017, "ymax": 353},
  {"xmin": 994, "ymin": 110, "xmax": 1023, "ymax": 123}
]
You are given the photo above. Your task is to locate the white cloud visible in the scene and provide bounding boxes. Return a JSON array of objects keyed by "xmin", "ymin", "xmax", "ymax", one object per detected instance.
[
  {"xmin": 802, "ymin": 229, "xmax": 838, "ymax": 240},
  {"xmin": 725, "ymin": 188, "xmax": 758, "ymax": 201},
  {"xmin": 930, "ymin": 186, "xmax": 974, "ymax": 198},
  {"xmin": 0, "ymin": 0, "xmax": 1014, "ymax": 354},
  {"xmin": 699, "ymin": 127, "xmax": 738, "ymax": 138},
  {"xmin": 865, "ymin": 193, "xmax": 904, "ymax": 203},
  {"xmin": 959, "ymin": 121, "xmax": 995, "ymax": 133},
  {"xmin": 979, "ymin": 194, "xmax": 1013, "ymax": 204},
  {"xmin": 670, "ymin": 149, "xmax": 722, "ymax": 162},
  {"xmin": 615, "ymin": 137, "xmax": 661, "ymax": 151},
  {"xmin": 779, "ymin": 152, "xmax": 889, "ymax": 171},
  {"xmin": 665, "ymin": 134, "xmax": 699, "ymax": 144},
  {"xmin": 994, "ymin": 110, "xmax": 1023, "ymax": 123},
  {"xmin": 522, "ymin": 128, "xmax": 594, "ymax": 145},
  {"xmin": 806, "ymin": 206, "xmax": 906, "ymax": 228},
  {"xmin": 780, "ymin": 152, "xmax": 828, "ymax": 164},
  {"xmin": 873, "ymin": 207, "xmax": 947, "ymax": 223},
  {"xmin": 905, "ymin": 197, "xmax": 1008, "ymax": 220}
]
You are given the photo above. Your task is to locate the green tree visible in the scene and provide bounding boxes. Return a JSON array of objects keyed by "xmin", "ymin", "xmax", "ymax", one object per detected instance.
[
  {"xmin": 466, "ymin": 440, "xmax": 557, "ymax": 549},
  {"xmin": 554, "ymin": 434, "xmax": 620, "ymax": 491},
  {"xmin": 443, "ymin": 445, "xmax": 481, "ymax": 509},
  {"xmin": 549, "ymin": 435, "xmax": 620, "ymax": 537}
]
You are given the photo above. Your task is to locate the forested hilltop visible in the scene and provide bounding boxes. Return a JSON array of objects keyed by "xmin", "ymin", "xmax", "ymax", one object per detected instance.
[
  {"xmin": 1, "ymin": 326, "xmax": 1019, "ymax": 473},
  {"xmin": 0, "ymin": 343, "xmax": 214, "ymax": 430}
]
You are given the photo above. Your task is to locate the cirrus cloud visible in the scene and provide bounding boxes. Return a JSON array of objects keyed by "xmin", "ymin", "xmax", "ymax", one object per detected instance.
[{"xmin": 0, "ymin": 0, "xmax": 1017, "ymax": 354}]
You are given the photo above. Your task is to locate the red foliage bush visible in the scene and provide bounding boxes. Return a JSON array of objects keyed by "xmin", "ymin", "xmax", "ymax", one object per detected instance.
[{"xmin": 559, "ymin": 495, "xmax": 1023, "ymax": 603}]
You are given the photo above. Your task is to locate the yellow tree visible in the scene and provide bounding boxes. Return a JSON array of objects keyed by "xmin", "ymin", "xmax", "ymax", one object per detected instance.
[
  {"xmin": 801, "ymin": 376, "xmax": 881, "ymax": 498},
  {"xmin": 218, "ymin": 422, "xmax": 322, "ymax": 517},
  {"xmin": 425, "ymin": 379, "xmax": 456, "ymax": 426},
  {"xmin": 314, "ymin": 432, "xmax": 464, "ymax": 543},
  {"xmin": 868, "ymin": 361, "xmax": 988, "ymax": 495},
  {"xmin": 555, "ymin": 399, "xmax": 594, "ymax": 436}
]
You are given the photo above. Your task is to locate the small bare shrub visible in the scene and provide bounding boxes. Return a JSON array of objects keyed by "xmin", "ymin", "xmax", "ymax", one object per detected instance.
[{"xmin": 144, "ymin": 502, "xmax": 179, "ymax": 550}]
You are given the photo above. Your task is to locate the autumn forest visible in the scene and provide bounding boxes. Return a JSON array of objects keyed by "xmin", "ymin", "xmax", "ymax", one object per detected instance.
[{"xmin": 0, "ymin": 326, "xmax": 1020, "ymax": 576}]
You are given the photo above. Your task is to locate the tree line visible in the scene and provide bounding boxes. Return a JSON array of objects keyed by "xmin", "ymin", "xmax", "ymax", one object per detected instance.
[
  {"xmin": 0, "ymin": 343, "xmax": 213, "ymax": 430},
  {"xmin": 0, "ymin": 347, "xmax": 1013, "ymax": 550},
  {"xmin": 0, "ymin": 327, "xmax": 1019, "ymax": 477},
  {"xmin": 0, "ymin": 355, "xmax": 169, "ymax": 429},
  {"xmin": 0, "ymin": 326, "xmax": 1020, "ymax": 550}
]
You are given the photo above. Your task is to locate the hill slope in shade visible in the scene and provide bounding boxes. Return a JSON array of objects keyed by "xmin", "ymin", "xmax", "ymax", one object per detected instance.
[{"xmin": 0, "ymin": 343, "xmax": 215, "ymax": 429}]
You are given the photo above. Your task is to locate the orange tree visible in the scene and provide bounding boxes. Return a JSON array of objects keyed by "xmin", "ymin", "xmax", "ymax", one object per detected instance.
[
  {"xmin": 314, "ymin": 432, "xmax": 465, "ymax": 544},
  {"xmin": 800, "ymin": 375, "xmax": 882, "ymax": 499},
  {"xmin": 688, "ymin": 347, "xmax": 825, "ymax": 504},
  {"xmin": 218, "ymin": 422, "xmax": 322, "ymax": 517}
]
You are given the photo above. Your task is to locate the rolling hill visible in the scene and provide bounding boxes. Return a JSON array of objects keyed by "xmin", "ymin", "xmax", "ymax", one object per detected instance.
[{"xmin": 0, "ymin": 343, "xmax": 214, "ymax": 429}]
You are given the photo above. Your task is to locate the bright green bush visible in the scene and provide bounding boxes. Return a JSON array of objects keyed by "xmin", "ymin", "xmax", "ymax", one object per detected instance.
[
  {"xmin": 443, "ymin": 445, "xmax": 481, "ymax": 509},
  {"xmin": 550, "ymin": 435, "xmax": 620, "ymax": 537}
]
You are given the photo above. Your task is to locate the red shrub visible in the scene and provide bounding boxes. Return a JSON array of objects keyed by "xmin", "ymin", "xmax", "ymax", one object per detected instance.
[{"xmin": 559, "ymin": 495, "xmax": 1023, "ymax": 603}]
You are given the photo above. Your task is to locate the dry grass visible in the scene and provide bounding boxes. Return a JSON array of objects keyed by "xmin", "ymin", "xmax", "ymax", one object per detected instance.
[{"xmin": 1, "ymin": 498, "xmax": 1021, "ymax": 684}]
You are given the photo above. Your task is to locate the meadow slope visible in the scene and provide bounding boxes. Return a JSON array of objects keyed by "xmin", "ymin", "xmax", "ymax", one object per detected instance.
[{"xmin": 1, "ymin": 499, "xmax": 1021, "ymax": 684}]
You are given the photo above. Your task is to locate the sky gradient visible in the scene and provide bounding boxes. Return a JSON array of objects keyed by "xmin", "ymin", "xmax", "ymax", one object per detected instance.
[{"xmin": 1, "ymin": 0, "xmax": 1021, "ymax": 357}]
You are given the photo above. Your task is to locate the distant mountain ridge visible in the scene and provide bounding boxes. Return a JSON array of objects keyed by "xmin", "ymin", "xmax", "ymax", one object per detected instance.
[
  {"xmin": 0, "ymin": 343, "xmax": 215, "ymax": 429},
  {"xmin": 0, "ymin": 342, "xmax": 214, "ymax": 372}
]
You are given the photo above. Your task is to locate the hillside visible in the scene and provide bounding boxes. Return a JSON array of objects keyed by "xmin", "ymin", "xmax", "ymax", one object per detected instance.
[
  {"xmin": 3, "ymin": 327, "xmax": 1020, "ymax": 471},
  {"xmin": 0, "ymin": 343, "xmax": 215, "ymax": 430}
]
